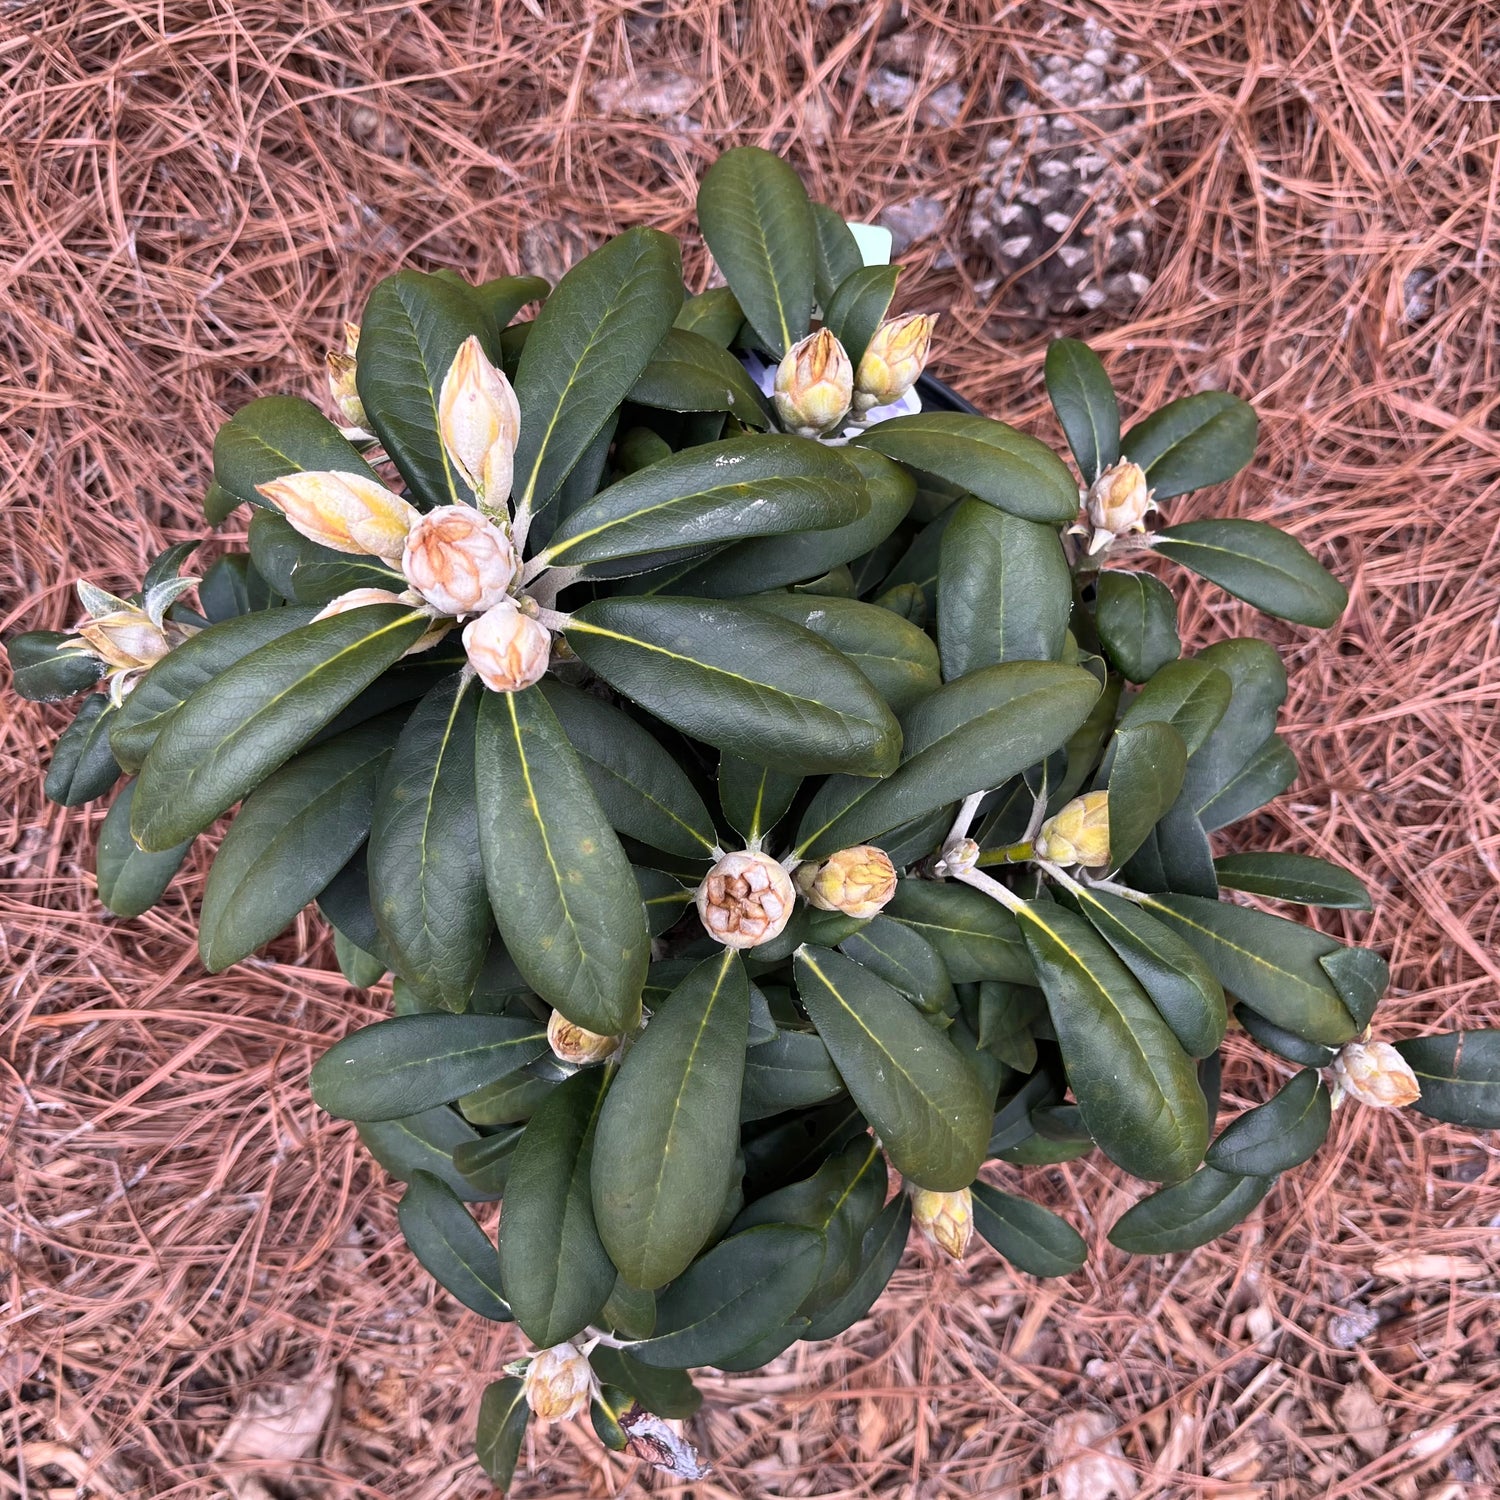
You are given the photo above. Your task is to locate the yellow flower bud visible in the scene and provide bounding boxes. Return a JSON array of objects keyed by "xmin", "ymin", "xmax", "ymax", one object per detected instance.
[
  {"xmin": 400, "ymin": 505, "xmax": 517, "ymax": 618},
  {"xmin": 438, "ymin": 335, "xmax": 521, "ymax": 502},
  {"xmin": 522, "ymin": 1343, "xmax": 593, "ymax": 1423},
  {"xmin": 853, "ymin": 313, "xmax": 936, "ymax": 412},
  {"xmin": 1083, "ymin": 460, "xmax": 1154, "ymax": 554},
  {"xmin": 773, "ymin": 329, "xmax": 853, "ymax": 437},
  {"xmin": 325, "ymin": 349, "xmax": 367, "ymax": 430},
  {"xmin": 256, "ymin": 471, "xmax": 418, "ymax": 560},
  {"xmin": 911, "ymin": 1186, "xmax": 973, "ymax": 1259},
  {"xmin": 697, "ymin": 849, "xmax": 795, "ymax": 950},
  {"xmin": 461, "ymin": 598, "xmax": 551, "ymax": 693},
  {"xmin": 1332, "ymin": 1040, "xmax": 1421, "ymax": 1110},
  {"xmin": 76, "ymin": 608, "xmax": 174, "ymax": 673},
  {"xmin": 805, "ymin": 845, "xmax": 897, "ymax": 920},
  {"xmin": 1035, "ymin": 791, "xmax": 1112, "ymax": 868},
  {"xmin": 547, "ymin": 1009, "xmax": 619, "ymax": 1066}
]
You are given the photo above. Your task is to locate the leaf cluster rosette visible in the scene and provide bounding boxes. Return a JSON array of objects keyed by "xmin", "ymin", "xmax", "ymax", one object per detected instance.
[{"xmin": 11, "ymin": 147, "xmax": 1498, "ymax": 1490}]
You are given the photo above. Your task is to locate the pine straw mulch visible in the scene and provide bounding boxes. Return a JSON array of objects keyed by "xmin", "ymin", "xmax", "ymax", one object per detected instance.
[{"xmin": 3, "ymin": 2, "xmax": 1499, "ymax": 1497}]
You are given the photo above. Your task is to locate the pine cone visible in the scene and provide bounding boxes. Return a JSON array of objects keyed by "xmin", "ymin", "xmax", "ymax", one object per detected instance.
[{"xmin": 968, "ymin": 15, "xmax": 1157, "ymax": 317}]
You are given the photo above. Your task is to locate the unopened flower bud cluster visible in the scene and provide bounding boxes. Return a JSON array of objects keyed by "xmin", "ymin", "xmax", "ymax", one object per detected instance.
[{"xmin": 772, "ymin": 314, "xmax": 936, "ymax": 440}]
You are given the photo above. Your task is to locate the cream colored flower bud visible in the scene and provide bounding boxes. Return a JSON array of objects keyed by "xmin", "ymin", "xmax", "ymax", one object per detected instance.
[
  {"xmin": 462, "ymin": 598, "xmax": 551, "ymax": 693},
  {"xmin": 400, "ymin": 504, "xmax": 517, "ymax": 618},
  {"xmin": 853, "ymin": 313, "xmax": 936, "ymax": 412},
  {"xmin": 697, "ymin": 849, "xmax": 796, "ymax": 950},
  {"xmin": 256, "ymin": 470, "xmax": 418, "ymax": 560},
  {"xmin": 805, "ymin": 845, "xmax": 897, "ymax": 920},
  {"xmin": 314, "ymin": 588, "xmax": 452, "ymax": 655},
  {"xmin": 522, "ymin": 1342, "xmax": 593, "ymax": 1423},
  {"xmin": 438, "ymin": 335, "xmax": 521, "ymax": 502},
  {"xmin": 547, "ymin": 1010, "xmax": 619, "ymax": 1066},
  {"xmin": 1035, "ymin": 790, "xmax": 1112, "ymax": 868},
  {"xmin": 326, "ymin": 349, "xmax": 367, "ymax": 429},
  {"xmin": 343, "ymin": 320, "xmax": 360, "ymax": 356},
  {"xmin": 773, "ymin": 329, "xmax": 854, "ymax": 437},
  {"xmin": 911, "ymin": 1186, "xmax": 973, "ymax": 1260},
  {"xmin": 1332, "ymin": 1040, "xmax": 1421, "ymax": 1110},
  {"xmin": 76, "ymin": 608, "xmax": 173, "ymax": 672},
  {"xmin": 1083, "ymin": 460, "xmax": 1154, "ymax": 554}
]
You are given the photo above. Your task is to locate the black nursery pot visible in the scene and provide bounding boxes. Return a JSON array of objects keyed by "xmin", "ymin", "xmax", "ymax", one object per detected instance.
[{"xmin": 914, "ymin": 371, "xmax": 983, "ymax": 417}]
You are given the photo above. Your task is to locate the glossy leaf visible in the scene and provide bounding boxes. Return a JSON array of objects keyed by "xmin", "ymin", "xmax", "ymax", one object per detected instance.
[
  {"xmin": 938, "ymin": 498, "xmax": 1072, "ymax": 677},
  {"xmin": 566, "ymin": 597, "xmax": 901, "ymax": 778},
  {"xmin": 698, "ymin": 146, "xmax": 816, "ymax": 357},
  {"xmin": 1319, "ymin": 945, "xmax": 1388, "ymax": 1031},
  {"xmin": 972, "ymin": 1182, "xmax": 1087, "ymax": 1277},
  {"xmin": 794, "ymin": 946, "xmax": 990, "ymax": 1190},
  {"xmin": 8, "ymin": 631, "xmax": 104, "ymax": 702},
  {"xmin": 674, "ymin": 285, "xmax": 744, "ymax": 347},
  {"xmin": 1196, "ymin": 735, "xmax": 1298, "ymax": 832},
  {"xmin": 1044, "ymin": 338, "xmax": 1120, "ymax": 482},
  {"xmin": 811, "ymin": 202, "xmax": 864, "ymax": 309},
  {"xmin": 592, "ymin": 950, "xmax": 750, "ymax": 1289},
  {"xmin": 1123, "ymin": 787, "xmax": 1219, "ymax": 900},
  {"xmin": 839, "ymin": 915, "xmax": 954, "ymax": 1014},
  {"xmin": 95, "ymin": 780, "xmax": 192, "ymax": 918},
  {"xmin": 198, "ymin": 554, "xmax": 275, "ymax": 622},
  {"xmin": 852, "ymin": 413, "xmax": 1080, "ymax": 523},
  {"xmin": 629, "ymin": 1224, "xmax": 826, "ymax": 1368},
  {"xmin": 212, "ymin": 395, "xmax": 384, "ymax": 514},
  {"xmin": 247, "ymin": 510, "xmax": 405, "ymax": 605},
  {"xmin": 1121, "ymin": 390, "xmax": 1258, "ymax": 500},
  {"xmin": 823, "ymin": 263, "xmax": 899, "ymax": 364},
  {"xmin": 471, "ymin": 273, "xmax": 550, "ymax": 338},
  {"xmin": 1094, "ymin": 570, "xmax": 1180, "ymax": 682},
  {"xmin": 500, "ymin": 1068, "xmax": 616, "ymax": 1345},
  {"xmin": 1106, "ymin": 720, "xmax": 1188, "ymax": 871},
  {"xmin": 1017, "ymin": 902, "xmax": 1208, "ymax": 1182},
  {"xmin": 629, "ymin": 326, "xmax": 771, "ymax": 427},
  {"xmin": 1180, "ymin": 640, "xmax": 1287, "ymax": 813},
  {"xmin": 1109, "ymin": 1166, "xmax": 1273, "ymax": 1254},
  {"xmin": 1117, "ymin": 658, "xmax": 1232, "ymax": 759},
  {"xmin": 512, "ymin": 226, "xmax": 683, "ymax": 514},
  {"xmin": 199, "ymin": 717, "xmax": 397, "ymax": 970},
  {"xmin": 976, "ymin": 982, "xmax": 1044, "ymax": 1071},
  {"xmin": 398, "ymin": 1172, "xmax": 512, "ymax": 1320},
  {"xmin": 1394, "ymin": 1032, "xmax": 1500, "ymax": 1129},
  {"xmin": 475, "ymin": 684, "xmax": 649, "ymax": 1034},
  {"xmin": 719, "ymin": 753, "xmax": 801, "ymax": 844},
  {"xmin": 588, "ymin": 1348, "xmax": 701, "ymax": 1419},
  {"xmin": 311, "ymin": 1013, "xmax": 548, "ymax": 1121},
  {"xmin": 740, "ymin": 1029, "xmax": 846, "ymax": 1122},
  {"xmin": 803, "ymin": 1192, "xmax": 912, "ymax": 1341},
  {"xmin": 1213, "ymin": 852, "xmax": 1371, "ymax": 910},
  {"xmin": 44, "ymin": 694, "xmax": 120, "ymax": 806},
  {"xmin": 130, "ymin": 605, "xmax": 427, "ymax": 850},
  {"xmin": 452, "ymin": 1125, "xmax": 525, "ymax": 1197},
  {"xmin": 1140, "ymin": 893, "xmax": 1358, "ymax": 1047},
  {"xmin": 1206, "ymin": 1069, "xmax": 1329, "ymax": 1176},
  {"xmin": 886, "ymin": 879, "xmax": 1033, "ymax": 984},
  {"xmin": 1155, "ymin": 519, "xmax": 1346, "ymax": 627},
  {"xmin": 1236, "ymin": 1005, "xmax": 1337, "ymax": 1068},
  {"xmin": 474, "ymin": 1377, "xmax": 529, "ymax": 1490},
  {"xmin": 357, "ymin": 1105, "xmax": 490, "ymax": 1202}
]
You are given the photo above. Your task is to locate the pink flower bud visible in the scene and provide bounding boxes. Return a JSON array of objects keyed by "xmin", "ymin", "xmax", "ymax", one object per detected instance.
[
  {"xmin": 462, "ymin": 598, "xmax": 551, "ymax": 693},
  {"xmin": 522, "ymin": 1343, "xmax": 593, "ymax": 1423},
  {"xmin": 1332, "ymin": 1040, "xmax": 1421, "ymax": 1110},
  {"xmin": 854, "ymin": 313, "xmax": 936, "ymax": 412},
  {"xmin": 314, "ymin": 588, "xmax": 452, "ymax": 655},
  {"xmin": 697, "ymin": 849, "xmax": 796, "ymax": 949},
  {"xmin": 804, "ymin": 845, "xmax": 897, "ymax": 919},
  {"xmin": 773, "ymin": 329, "xmax": 854, "ymax": 437},
  {"xmin": 401, "ymin": 505, "xmax": 517, "ymax": 618},
  {"xmin": 438, "ymin": 335, "xmax": 520, "ymax": 502},
  {"xmin": 256, "ymin": 471, "xmax": 418, "ymax": 560}
]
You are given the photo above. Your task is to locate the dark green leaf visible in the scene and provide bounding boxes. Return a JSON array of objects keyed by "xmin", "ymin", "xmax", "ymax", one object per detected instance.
[
  {"xmin": 1044, "ymin": 338, "xmax": 1119, "ymax": 482},
  {"xmin": 44, "ymin": 694, "xmax": 120, "ymax": 806},
  {"xmin": 592, "ymin": 950, "xmax": 750, "ymax": 1289},
  {"xmin": 794, "ymin": 946, "xmax": 991, "ymax": 1189},
  {"xmin": 803, "ymin": 1192, "xmax": 912, "ymax": 1341},
  {"xmin": 500, "ymin": 1068, "xmax": 615, "ymax": 1345},
  {"xmin": 886, "ymin": 879, "xmax": 1033, "ymax": 984},
  {"xmin": 719, "ymin": 753, "xmax": 802, "ymax": 844},
  {"xmin": 368, "ymin": 675, "xmax": 490, "ymax": 1010},
  {"xmin": 566, "ymin": 596, "xmax": 901, "ymax": 778},
  {"xmin": 972, "ymin": 1182, "xmax": 1087, "ymax": 1277},
  {"xmin": 811, "ymin": 202, "xmax": 864, "ymax": 310},
  {"xmin": 852, "ymin": 413, "xmax": 1080, "ymax": 523},
  {"xmin": 1109, "ymin": 1166, "xmax": 1273, "ymax": 1254},
  {"xmin": 600, "ymin": 1277, "xmax": 658, "ymax": 1340},
  {"xmin": 1123, "ymin": 788, "xmax": 1219, "ymax": 900},
  {"xmin": 976, "ymin": 982, "xmax": 1044, "ymax": 1071},
  {"xmin": 475, "ymin": 684, "xmax": 649, "ymax": 1033},
  {"xmin": 1394, "ymin": 1031, "xmax": 1500, "ymax": 1129},
  {"xmin": 474, "ymin": 1377, "xmax": 529, "ymax": 1490},
  {"xmin": 1196, "ymin": 735, "xmax": 1298, "ymax": 832},
  {"xmin": 1118, "ymin": 658, "xmax": 1232, "ymax": 759},
  {"xmin": 1017, "ymin": 903, "xmax": 1208, "ymax": 1181},
  {"xmin": 212, "ymin": 395, "xmax": 385, "ymax": 515},
  {"xmin": 629, "ymin": 1224, "xmax": 826, "ymax": 1368},
  {"xmin": 544, "ymin": 435, "xmax": 859, "ymax": 571},
  {"xmin": 1094, "ymin": 571, "xmax": 1180, "ymax": 682},
  {"xmin": 1236, "ymin": 1005, "xmax": 1337, "ymax": 1068},
  {"xmin": 198, "ymin": 554, "xmax": 275, "ymax": 622},
  {"xmin": 1319, "ymin": 946, "xmax": 1388, "ymax": 1031},
  {"xmin": 513, "ymin": 227, "xmax": 683, "ymax": 514},
  {"xmin": 589, "ymin": 1348, "xmax": 701, "ymax": 1419},
  {"xmin": 1140, "ymin": 893, "xmax": 1357, "ymax": 1047},
  {"xmin": 459, "ymin": 1066, "xmax": 557, "ymax": 1127},
  {"xmin": 1106, "ymin": 720, "xmax": 1188, "ymax": 871},
  {"xmin": 1154, "ymin": 519, "xmax": 1346, "ymax": 628},
  {"xmin": 95, "ymin": 779, "xmax": 192, "ymax": 918},
  {"xmin": 988, "ymin": 1068, "xmax": 1065, "ymax": 1156},
  {"xmin": 698, "ymin": 146, "xmax": 816, "ymax": 357},
  {"xmin": 674, "ymin": 285, "xmax": 744, "ymax": 347},
  {"xmin": 200, "ymin": 717, "xmax": 397, "ymax": 970},
  {"xmin": 398, "ymin": 1172, "xmax": 511, "ymax": 1320},
  {"xmin": 1180, "ymin": 640, "xmax": 1286, "ymax": 813},
  {"xmin": 1213, "ymin": 853, "xmax": 1371, "ymax": 910},
  {"xmin": 8, "ymin": 631, "xmax": 104, "ymax": 702},
  {"xmin": 1121, "ymin": 391, "xmax": 1258, "ymax": 500},
  {"xmin": 796, "ymin": 662, "xmax": 1100, "ymax": 857},
  {"xmin": 451, "ymin": 1125, "xmax": 525, "ymax": 1196},
  {"xmin": 357, "ymin": 1105, "xmax": 490, "ymax": 1201},
  {"xmin": 938, "ymin": 498, "xmax": 1072, "ymax": 678},
  {"xmin": 823, "ymin": 264, "xmax": 899, "ymax": 365},
  {"xmin": 471, "ymin": 273, "xmax": 550, "ymax": 338},
  {"xmin": 628, "ymin": 327, "xmax": 771, "ymax": 427},
  {"xmin": 1206, "ymin": 1069, "xmax": 1329, "ymax": 1176},
  {"xmin": 741, "ymin": 1029, "xmax": 846, "ymax": 1121},
  {"xmin": 247, "ymin": 510, "xmax": 405, "ymax": 605},
  {"xmin": 311, "ymin": 1013, "xmax": 548, "ymax": 1121},
  {"xmin": 839, "ymin": 915, "xmax": 954, "ymax": 1014}
]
